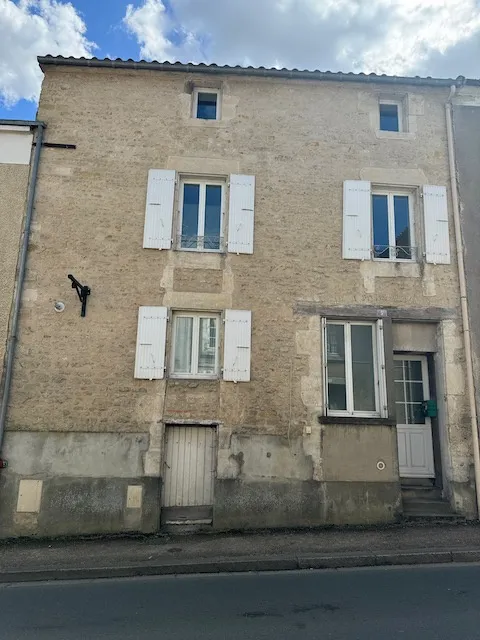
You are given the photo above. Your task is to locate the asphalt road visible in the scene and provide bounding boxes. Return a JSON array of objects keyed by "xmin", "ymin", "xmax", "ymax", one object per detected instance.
[{"xmin": 2, "ymin": 564, "xmax": 480, "ymax": 639}]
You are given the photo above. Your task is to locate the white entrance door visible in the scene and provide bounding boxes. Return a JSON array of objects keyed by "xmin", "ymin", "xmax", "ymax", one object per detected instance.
[
  {"xmin": 394, "ymin": 356, "xmax": 435, "ymax": 478},
  {"xmin": 162, "ymin": 426, "xmax": 216, "ymax": 523}
]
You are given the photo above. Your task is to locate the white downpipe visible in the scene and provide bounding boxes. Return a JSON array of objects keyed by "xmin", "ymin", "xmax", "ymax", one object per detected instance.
[{"xmin": 445, "ymin": 84, "xmax": 480, "ymax": 518}]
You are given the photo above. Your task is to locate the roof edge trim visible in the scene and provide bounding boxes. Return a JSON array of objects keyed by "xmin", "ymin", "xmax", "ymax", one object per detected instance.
[{"xmin": 37, "ymin": 56, "xmax": 480, "ymax": 87}]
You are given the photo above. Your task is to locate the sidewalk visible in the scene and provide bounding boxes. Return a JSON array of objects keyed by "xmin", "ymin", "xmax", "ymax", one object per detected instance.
[{"xmin": 2, "ymin": 522, "xmax": 480, "ymax": 582}]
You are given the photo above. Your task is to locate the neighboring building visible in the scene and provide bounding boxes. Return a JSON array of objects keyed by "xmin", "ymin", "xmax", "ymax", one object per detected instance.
[
  {"xmin": 453, "ymin": 89, "xmax": 480, "ymax": 476},
  {"xmin": 0, "ymin": 56, "xmax": 479, "ymax": 537}
]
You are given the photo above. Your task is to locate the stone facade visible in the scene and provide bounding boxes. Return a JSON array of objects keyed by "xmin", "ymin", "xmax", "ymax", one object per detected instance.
[
  {"xmin": 0, "ymin": 125, "xmax": 33, "ymax": 381},
  {"xmin": 0, "ymin": 59, "xmax": 477, "ymax": 537}
]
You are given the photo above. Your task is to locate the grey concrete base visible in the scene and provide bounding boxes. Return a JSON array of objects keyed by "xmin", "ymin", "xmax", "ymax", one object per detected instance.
[
  {"xmin": 0, "ymin": 474, "xmax": 161, "ymax": 538},
  {"xmin": 213, "ymin": 479, "xmax": 401, "ymax": 529},
  {"xmin": 0, "ymin": 431, "xmax": 162, "ymax": 538}
]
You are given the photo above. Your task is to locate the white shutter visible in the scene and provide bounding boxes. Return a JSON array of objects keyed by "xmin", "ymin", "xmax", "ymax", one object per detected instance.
[
  {"xmin": 134, "ymin": 306, "xmax": 167, "ymax": 379},
  {"xmin": 227, "ymin": 175, "xmax": 255, "ymax": 254},
  {"xmin": 223, "ymin": 310, "xmax": 252, "ymax": 382},
  {"xmin": 143, "ymin": 169, "xmax": 175, "ymax": 249},
  {"xmin": 376, "ymin": 319, "xmax": 388, "ymax": 419},
  {"xmin": 423, "ymin": 185, "xmax": 450, "ymax": 264},
  {"xmin": 342, "ymin": 180, "xmax": 371, "ymax": 260}
]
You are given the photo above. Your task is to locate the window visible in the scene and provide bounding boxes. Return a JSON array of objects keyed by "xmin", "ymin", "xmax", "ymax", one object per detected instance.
[
  {"xmin": 379, "ymin": 101, "xmax": 401, "ymax": 132},
  {"xmin": 194, "ymin": 90, "xmax": 219, "ymax": 120},
  {"xmin": 394, "ymin": 358, "xmax": 426, "ymax": 425},
  {"xmin": 324, "ymin": 320, "xmax": 384, "ymax": 418},
  {"xmin": 372, "ymin": 191, "xmax": 414, "ymax": 260},
  {"xmin": 179, "ymin": 180, "xmax": 223, "ymax": 251},
  {"xmin": 171, "ymin": 313, "xmax": 220, "ymax": 378}
]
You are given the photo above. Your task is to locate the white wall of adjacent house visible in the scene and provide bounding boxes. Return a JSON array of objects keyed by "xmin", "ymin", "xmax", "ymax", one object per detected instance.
[{"xmin": 0, "ymin": 126, "xmax": 33, "ymax": 165}]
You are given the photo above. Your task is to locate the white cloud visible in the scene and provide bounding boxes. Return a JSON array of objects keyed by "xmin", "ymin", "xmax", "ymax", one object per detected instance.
[
  {"xmin": 123, "ymin": 0, "xmax": 172, "ymax": 60},
  {"xmin": 123, "ymin": 0, "xmax": 202, "ymax": 62},
  {"xmin": 0, "ymin": 0, "xmax": 95, "ymax": 107},
  {"xmin": 123, "ymin": 0, "xmax": 480, "ymax": 78}
]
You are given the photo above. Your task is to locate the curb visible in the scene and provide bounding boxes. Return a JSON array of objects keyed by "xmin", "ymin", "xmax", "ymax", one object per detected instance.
[{"xmin": 1, "ymin": 549, "xmax": 480, "ymax": 583}]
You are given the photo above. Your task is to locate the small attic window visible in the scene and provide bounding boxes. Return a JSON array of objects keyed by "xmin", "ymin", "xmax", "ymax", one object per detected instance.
[
  {"xmin": 194, "ymin": 89, "xmax": 219, "ymax": 120},
  {"xmin": 379, "ymin": 101, "xmax": 401, "ymax": 132}
]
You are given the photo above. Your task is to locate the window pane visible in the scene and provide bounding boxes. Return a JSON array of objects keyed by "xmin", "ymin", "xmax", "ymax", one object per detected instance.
[
  {"xmin": 394, "ymin": 361, "xmax": 404, "ymax": 381},
  {"xmin": 174, "ymin": 317, "xmax": 193, "ymax": 373},
  {"xmin": 181, "ymin": 184, "xmax": 200, "ymax": 248},
  {"xmin": 372, "ymin": 194, "xmax": 390, "ymax": 259},
  {"xmin": 405, "ymin": 381, "xmax": 424, "ymax": 403},
  {"xmin": 204, "ymin": 185, "xmax": 222, "ymax": 250},
  {"xmin": 406, "ymin": 403, "xmax": 426, "ymax": 425},
  {"xmin": 380, "ymin": 103, "xmax": 399, "ymax": 131},
  {"xmin": 197, "ymin": 93, "xmax": 217, "ymax": 120},
  {"xmin": 404, "ymin": 360, "xmax": 422, "ymax": 382},
  {"xmin": 395, "ymin": 381, "xmax": 404, "ymax": 403},
  {"xmin": 351, "ymin": 324, "xmax": 376, "ymax": 412},
  {"xmin": 394, "ymin": 195, "xmax": 411, "ymax": 259},
  {"xmin": 198, "ymin": 318, "xmax": 217, "ymax": 374},
  {"xmin": 326, "ymin": 324, "xmax": 346, "ymax": 411},
  {"xmin": 395, "ymin": 402, "xmax": 407, "ymax": 424}
]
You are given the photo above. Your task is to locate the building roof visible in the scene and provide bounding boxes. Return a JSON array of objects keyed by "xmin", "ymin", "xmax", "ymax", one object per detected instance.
[{"xmin": 38, "ymin": 55, "xmax": 480, "ymax": 88}]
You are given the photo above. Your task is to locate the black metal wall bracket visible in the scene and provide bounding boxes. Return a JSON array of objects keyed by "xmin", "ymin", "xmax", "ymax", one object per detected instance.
[{"xmin": 68, "ymin": 274, "xmax": 91, "ymax": 317}]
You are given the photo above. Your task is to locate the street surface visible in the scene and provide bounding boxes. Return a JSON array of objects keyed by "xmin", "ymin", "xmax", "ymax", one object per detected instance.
[{"xmin": 2, "ymin": 564, "xmax": 480, "ymax": 639}]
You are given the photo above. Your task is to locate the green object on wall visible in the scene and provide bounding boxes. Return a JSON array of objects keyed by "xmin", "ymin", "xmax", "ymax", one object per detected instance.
[{"xmin": 422, "ymin": 400, "xmax": 437, "ymax": 418}]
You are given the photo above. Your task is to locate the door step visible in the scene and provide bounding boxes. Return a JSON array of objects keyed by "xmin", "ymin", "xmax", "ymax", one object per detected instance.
[
  {"xmin": 401, "ymin": 486, "xmax": 462, "ymax": 521},
  {"xmin": 402, "ymin": 486, "xmax": 443, "ymax": 501}
]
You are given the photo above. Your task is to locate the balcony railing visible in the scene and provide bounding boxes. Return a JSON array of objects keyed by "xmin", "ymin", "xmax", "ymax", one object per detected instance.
[
  {"xmin": 177, "ymin": 235, "xmax": 224, "ymax": 252},
  {"xmin": 373, "ymin": 245, "xmax": 417, "ymax": 261}
]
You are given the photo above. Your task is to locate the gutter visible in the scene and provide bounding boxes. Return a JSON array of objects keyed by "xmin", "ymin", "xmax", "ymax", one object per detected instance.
[
  {"xmin": 0, "ymin": 120, "xmax": 46, "ymax": 128},
  {"xmin": 444, "ymin": 83, "xmax": 480, "ymax": 518},
  {"xmin": 0, "ymin": 122, "xmax": 45, "ymax": 454},
  {"xmin": 37, "ymin": 56, "xmax": 479, "ymax": 88}
]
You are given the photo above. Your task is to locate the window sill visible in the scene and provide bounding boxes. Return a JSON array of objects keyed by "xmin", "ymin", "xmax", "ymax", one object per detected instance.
[
  {"xmin": 176, "ymin": 248, "xmax": 224, "ymax": 255},
  {"xmin": 318, "ymin": 415, "xmax": 396, "ymax": 426},
  {"xmin": 186, "ymin": 119, "xmax": 226, "ymax": 129},
  {"xmin": 169, "ymin": 375, "xmax": 220, "ymax": 382},
  {"xmin": 376, "ymin": 130, "xmax": 415, "ymax": 141},
  {"xmin": 372, "ymin": 258, "xmax": 416, "ymax": 264},
  {"xmin": 367, "ymin": 260, "xmax": 421, "ymax": 279}
]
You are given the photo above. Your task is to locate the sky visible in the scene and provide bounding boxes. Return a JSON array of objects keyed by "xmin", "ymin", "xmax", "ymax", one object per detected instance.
[{"xmin": 1, "ymin": 0, "xmax": 480, "ymax": 120}]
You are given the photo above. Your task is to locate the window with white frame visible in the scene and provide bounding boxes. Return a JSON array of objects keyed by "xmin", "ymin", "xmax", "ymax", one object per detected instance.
[
  {"xmin": 193, "ymin": 89, "xmax": 220, "ymax": 120},
  {"xmin": 171, "ymin": 312, "xmax": 220, "ymax": 378},
  {"xmin": 179, "ymin": 180, "xmax": 224, "ymax": 251},
  {"xmin": 379, "ymin": 100, "xmax": 403, "ymax": 132},
  {"xmin": 324, "ymin": 320, "xmax": 385, "ymax": 418},
  {"xmin": 372, "ymin": 190, "xmax": 415, "ymax": 260}
]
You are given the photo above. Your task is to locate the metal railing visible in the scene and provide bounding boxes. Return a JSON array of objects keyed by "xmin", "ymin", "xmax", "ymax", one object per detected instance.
[
  {"xmin": 373, "ymin": 245, "xmax": 417, "ymax": 260},
  {"xmin": 177, "ymin": 235, "xmax": 224, "ymax": 251}
]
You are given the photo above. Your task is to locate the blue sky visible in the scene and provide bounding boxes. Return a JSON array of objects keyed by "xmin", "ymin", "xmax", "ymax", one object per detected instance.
[{"xmin": 1, "ymin": 0, "xmax": 480, "ymax": 121}]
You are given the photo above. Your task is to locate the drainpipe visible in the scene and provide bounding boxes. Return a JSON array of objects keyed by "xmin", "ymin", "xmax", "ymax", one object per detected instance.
[
  {"xmin": 445, "ymin": 84, "xmax": 480, "ymax": 518},
  {"xmin": 0, "ymin": 122, "xmax": 45, "ymax": 455}
]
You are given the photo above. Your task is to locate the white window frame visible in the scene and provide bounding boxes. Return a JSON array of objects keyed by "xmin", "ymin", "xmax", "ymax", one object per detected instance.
[
  {"xmin": 371, "ymin": 189, "xmax": 416, "ymax": 262},
  {"xmin": 177, "ymin": 178, "xmax": 225, "ymax": 252},
  {"xmin": 170, "ymin": 312, "xmax": 220, "ymax": 379},
  {"xmin": 378, "ymin": 99, "xmax": 403, "ymax": 133},
  {"xmin": 192, "ymin": 88, "xmax": 221, "ymax": 121},
  {"xmin": 323, "ymin": 320, "xmax": 383, "ymax": 418}
]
